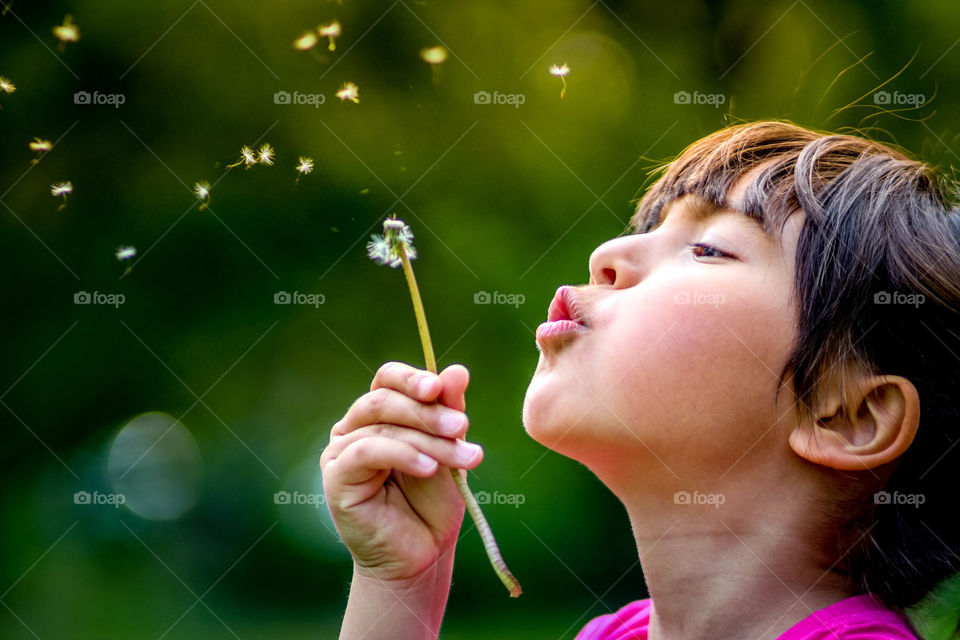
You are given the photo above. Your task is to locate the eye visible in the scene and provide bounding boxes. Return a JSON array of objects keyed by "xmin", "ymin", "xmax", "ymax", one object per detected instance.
[{"xmin": 685, "ymin": 242, "xmax": 733, "ymax": 260}]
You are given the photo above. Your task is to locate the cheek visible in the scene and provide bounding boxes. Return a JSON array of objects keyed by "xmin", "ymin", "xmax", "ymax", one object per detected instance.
[{"xmin": 591, "ymin": 281, "xmax": 796, "ymax": 468}]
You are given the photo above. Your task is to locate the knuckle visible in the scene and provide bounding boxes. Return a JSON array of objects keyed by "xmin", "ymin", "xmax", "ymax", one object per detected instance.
[
  {"xmin": 363, "ymin": 423, "xmax": 388, "ymax": 439},
  {"xmin": 318, "ymin": 448, "xmax": 329, "ymax": 468},
  {"xmin": 365, "ymin": 387, "xmax": 391, "ymax": 416},
  {"xmin": 400, "ymin": 366, "xmax": 419, "ymax": 390},
  {"xmin": 348, "ymin": 437, "xmax": 374, "ymax": 460},
  {"xmin": 374, "ymin": 361, "xmax": 396, "ymax": 385}
]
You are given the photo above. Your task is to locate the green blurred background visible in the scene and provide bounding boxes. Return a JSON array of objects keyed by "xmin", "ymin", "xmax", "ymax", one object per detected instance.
[{"xmin": 1, "ymin": 1, "xmax": 958, "ymax": 637}]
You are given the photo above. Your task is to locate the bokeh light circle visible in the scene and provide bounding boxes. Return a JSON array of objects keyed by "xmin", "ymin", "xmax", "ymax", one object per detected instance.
[{"xmin": 107, "ymin": 412, "xmax": 202, "ymax": 521}]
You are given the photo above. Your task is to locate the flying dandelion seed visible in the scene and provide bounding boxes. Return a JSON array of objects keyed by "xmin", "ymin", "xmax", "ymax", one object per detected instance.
[
  {"xmin": 420, "ymin": 46, "xmax": 448, "ymax": 64},
  {"xmin": 336, "ymin": 81, "xmax": 359, "ymax": 103},
  {"xmin": 53, "ymin": 15, "xmax": 80, "ymax": 53},
  {"xmin": 116, "ymin": 245, "xmax": 136, "ymax": 275},
  {"xmin": 420, "ymin": 46, "xmax": 448, "ymax": 84},
  {"xmin": 50, "ymin": 181, "xmax": 72, "ymax": 210},
  {"xmin": 549, "ymin": 63, "xmax": 570, "ymax": 99},
  {"xmin": 0, "ymin": 76, "xmax": 15, "ymax": 94},
  {"xmin": 318, "ymin": 20, "xmax": 341, "ymax": 51},
  {"xmin": 226, "ymin": 145, "xmax": 258, "ymax": 170},
  {"xmin": 194, "ymin": 181, "xmax": 211, "ymax": 210},
  {"xmin": 295, "ymin": 156, "xmax": 314, "ymax": 185},
  {"xmin": 258, "ymin": 143, "xmax": 275, "ymax": 166},
  {"xmin": 293, "ymin": 31, "xmax": 318, "ymax": 50},
  {"xmin": 29, "ymin": 138, "xmax": 52, "ymax": 164}
]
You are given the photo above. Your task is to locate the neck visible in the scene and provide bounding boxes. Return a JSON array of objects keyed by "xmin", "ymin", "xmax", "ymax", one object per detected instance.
[{"xmin": 622, "ymin": 491, "xmax": 853, "ymax": 640}]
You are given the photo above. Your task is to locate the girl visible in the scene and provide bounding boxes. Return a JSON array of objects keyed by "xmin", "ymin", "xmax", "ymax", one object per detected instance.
[{"xmin": 319, "ymin": 121, "xmax": 960, "ymax": 640}]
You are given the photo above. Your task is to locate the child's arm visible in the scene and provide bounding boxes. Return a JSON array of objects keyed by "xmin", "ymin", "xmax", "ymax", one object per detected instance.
[{"xmin": 320, "ymin": 362, "xmax": 481, "ymax": 640}]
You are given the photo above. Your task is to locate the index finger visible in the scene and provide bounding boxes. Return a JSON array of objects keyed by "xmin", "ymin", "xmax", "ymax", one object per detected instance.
[
  {"xmin": 370, "ymin": 361, "xmax": 470, "ymax": 411},
  {"xmin": 370, "ymin": 361, "xmax": 443, "ymax": 403}
]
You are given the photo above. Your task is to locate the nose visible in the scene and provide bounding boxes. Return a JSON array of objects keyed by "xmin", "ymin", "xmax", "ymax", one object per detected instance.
[{"xmin": 588, "ymin": 235, "xmax": 643, "ymax": 287}]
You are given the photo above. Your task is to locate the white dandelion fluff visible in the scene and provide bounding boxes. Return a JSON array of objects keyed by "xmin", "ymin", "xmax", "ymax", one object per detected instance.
[{"xmin": 367, "ymin": 218, "xmax": 416, "ymax": 268}]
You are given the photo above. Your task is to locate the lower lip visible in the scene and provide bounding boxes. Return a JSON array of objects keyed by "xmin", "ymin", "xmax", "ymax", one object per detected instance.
[{"xmin": 535, "ymin": 320, "xmax": 588, "ymax": 345}]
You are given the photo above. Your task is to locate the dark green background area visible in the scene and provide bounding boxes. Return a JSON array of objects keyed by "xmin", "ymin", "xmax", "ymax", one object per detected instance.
[{"xmin": 1, "ymin": 1, "xmax": 957, "ymax": 637}]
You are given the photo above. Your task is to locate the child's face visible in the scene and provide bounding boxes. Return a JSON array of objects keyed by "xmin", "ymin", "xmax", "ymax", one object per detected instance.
[{"xmin": 523, "ymin": 179, "xmax": 805, "ymax": 489}]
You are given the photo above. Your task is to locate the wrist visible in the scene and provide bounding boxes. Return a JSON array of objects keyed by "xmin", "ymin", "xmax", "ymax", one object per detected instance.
[{"xmin": 340, "ymin": 555, "xmax": 455, "ymax": 640}]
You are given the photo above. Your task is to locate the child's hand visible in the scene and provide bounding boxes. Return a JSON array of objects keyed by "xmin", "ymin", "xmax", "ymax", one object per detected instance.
[{"xmin": 320, "ymin": 361, "xmax": 481, "ymax": 584}]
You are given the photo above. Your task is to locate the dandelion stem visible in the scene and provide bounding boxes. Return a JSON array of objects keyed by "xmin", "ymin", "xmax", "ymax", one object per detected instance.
[
  {"xmin": 398, "ymin": 249, "xmax": 436, "ymax": 372},
  {"xmin": 396, "ymin": 246, "xmax": 522, "ymax": 598}
]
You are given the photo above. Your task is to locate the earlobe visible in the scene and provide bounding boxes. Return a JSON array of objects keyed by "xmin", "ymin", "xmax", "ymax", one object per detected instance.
[{"xmin": 789, "ymin": 375, "xmax": 920, "ymax": 471}]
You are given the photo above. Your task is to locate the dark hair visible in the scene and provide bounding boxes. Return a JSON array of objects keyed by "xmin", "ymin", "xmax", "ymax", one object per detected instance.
[{"xmin": 629, "ymin": 121, "xmax": 960, "ymax": 614}]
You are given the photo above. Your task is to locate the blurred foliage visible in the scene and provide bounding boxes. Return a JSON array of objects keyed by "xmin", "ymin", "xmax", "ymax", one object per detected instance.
[{"xmin": 2, "ymin": 0, "xmax": 959, "ymax": 637}]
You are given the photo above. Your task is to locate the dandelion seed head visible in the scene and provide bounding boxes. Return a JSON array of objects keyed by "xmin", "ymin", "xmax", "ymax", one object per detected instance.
[
  {"xmin": 258, "ymin": 143, "xmax": 275, "ymax": 166},
  {"xmin": 194, "ymin": 181, "xmax": 210, "ymax": 200},
  {"xmin": 336, "ymin": 81, "xmax": 359, "ymax": 103},
  {"xmin": 318, "ymin": 20, "xmax": 342, "ymax": 38},
  {"xmin": 549, "ymin": 63, "xmax": 570, "ymax": 77},
  {"xmin": 296, "ymin": 156, "xmax": 314, "ymax": 175},
  {"xmin": 293, "ymin": 31, "xmax": 318, "ymax": 50},
  {"xmin": 0, "ymin": 76, "xmax": 15, "ymax": 94},
  {"xmin": 116, "ymin": 246, "xmax": 137, "ymax": 261},
  {"xmin": 30, "ymin": 138, "xmax": 52, "ymax": 153},
  {"xmin": 420, "ymin": 46, "xmax": 448, "ymax": 65},
  {"xmin": 53, "ymin": 15, "xmax": 80, "ymax": 43},
  {"xmin": 368, "ymin": 218, "xmax": 417, "ymax": 268},
  {"xmin": 50, "ymin": 181, "xmax": 73, "ymax": 197}
]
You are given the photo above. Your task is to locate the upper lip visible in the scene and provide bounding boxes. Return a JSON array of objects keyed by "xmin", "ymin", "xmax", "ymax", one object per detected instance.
[{"xmin": 547, "ymin": 286, "xmax": 588, "ymax": 326}]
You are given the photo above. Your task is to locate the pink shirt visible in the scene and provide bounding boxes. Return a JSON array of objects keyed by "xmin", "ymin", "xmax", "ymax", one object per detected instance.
[{"xmin": 574, "ymin": 594, "xmax": 918, "ymax": 639}]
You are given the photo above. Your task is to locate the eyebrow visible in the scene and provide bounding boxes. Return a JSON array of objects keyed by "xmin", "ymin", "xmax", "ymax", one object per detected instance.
[{"xmin": 654, "ymin": 196, "xmax": 768, "ymax": 236}]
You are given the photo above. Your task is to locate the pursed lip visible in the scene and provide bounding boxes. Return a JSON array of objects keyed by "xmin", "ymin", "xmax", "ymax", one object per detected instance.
[
  {"xmin": 536, "ymin": 286, "xmax": 589, "ymax": 347},
  {"xmin": 547, "ymin": 285, "xmax": 589, "ymax": 326}
]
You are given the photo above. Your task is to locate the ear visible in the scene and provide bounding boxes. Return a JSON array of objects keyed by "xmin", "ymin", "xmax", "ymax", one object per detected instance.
[{"xmin": 789, "ymin": 375, "xmax": 920, "ymax": 471}]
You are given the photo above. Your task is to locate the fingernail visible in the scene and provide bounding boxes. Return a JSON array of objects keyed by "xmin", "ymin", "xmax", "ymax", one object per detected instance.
[
  {"xmin": 415, "ymin": 453, "xmax": 437, "ymax": 472},
  {"xmin": 416, "ymin": 376, "xmax": 436, "ymax": 397},
  {"xmin": 454, "ymin": 441, "xmax": 482, "ymax": 465},
  {"xmin": 439, "ymin": 411, "xmax": 465, "ymax": 435}
]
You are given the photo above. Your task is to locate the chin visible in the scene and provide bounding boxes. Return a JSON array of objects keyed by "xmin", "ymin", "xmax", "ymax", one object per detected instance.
[{"xmin": 521, "ymin": 370, "xmax": 591, "ymax": 458}]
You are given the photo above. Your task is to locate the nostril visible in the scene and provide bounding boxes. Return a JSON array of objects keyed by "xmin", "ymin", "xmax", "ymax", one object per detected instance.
[{"xmin": 603, "ymin": 267, "xmax": 617, "ymax": 285}]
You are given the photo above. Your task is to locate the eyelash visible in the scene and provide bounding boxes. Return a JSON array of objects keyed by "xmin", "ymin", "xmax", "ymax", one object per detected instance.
[{"xmin": 685, "ymin": 242, "xmax": 732, "ymax": 260}]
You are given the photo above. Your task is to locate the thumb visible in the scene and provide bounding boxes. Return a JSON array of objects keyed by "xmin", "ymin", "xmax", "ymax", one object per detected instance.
[{"xmin": 437, "ymin": 364, "xmax": 469, "ymax": 412}]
